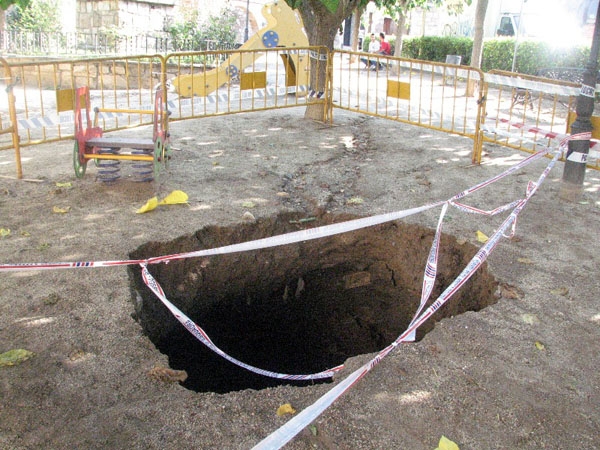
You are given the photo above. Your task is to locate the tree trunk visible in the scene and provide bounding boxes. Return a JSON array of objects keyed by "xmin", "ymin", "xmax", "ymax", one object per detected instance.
[
  {"xmin": 295, "ymin": 0, "xmax": 360, "ymax": 121},
  {"xmin": 0, "ymin": 8, "xmax": 5, "ymax": 38},
  {"xmin": 349, "ymin": 7, "xmax": 361, "ymax": 62},
  {"xmin": 467, "ymin": 0, "xmax": 488, "ymax": 97},
  {"xmin": 394, "ymin": 11, "xmax": 406, "ymax": 58}
]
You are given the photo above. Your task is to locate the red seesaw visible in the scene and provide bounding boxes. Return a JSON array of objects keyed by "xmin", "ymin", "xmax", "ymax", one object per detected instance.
[{"xmin": 73, "ymin": 86, "xmax": 171, "ymax": 182}]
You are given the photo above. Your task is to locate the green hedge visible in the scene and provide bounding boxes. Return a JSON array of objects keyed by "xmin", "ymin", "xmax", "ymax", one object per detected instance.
[{"xmin": 400, "ymin": 36, "xmax": 592, "ymax": 75}]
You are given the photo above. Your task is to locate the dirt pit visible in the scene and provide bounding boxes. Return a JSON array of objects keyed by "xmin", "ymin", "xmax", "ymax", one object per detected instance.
[{"xmin": 128, "ymin": 212, "xmax": 498, "ymax": 394}]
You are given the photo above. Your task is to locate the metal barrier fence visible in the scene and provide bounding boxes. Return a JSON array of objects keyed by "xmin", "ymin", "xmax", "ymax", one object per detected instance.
[
  {"xmin": 0, "ymin": 30, "xmax": 240, "ymax": 57},
  {"xmin": 331, "ymin": 50, "xmax": 485, "ymax": 157},
  {"xmin": 0, "ymin": 47, "xmax": 330, "ymax": 178},
  {"xmin": 477, "ymin": 70, "xmax": 597, "ymax": 167},
  {"xmin": 0, "ymin": 54, "xmax": 166, "ymax": 152},
  {"xmin": 2, "ymin": 49, "xmax": 600, "ymax": 179},
  {"xmin": 0, "ymin": 57, "xmax": 22, "ymax": 178},
  {"xmin": 164, "ymin": 47, "xmax": 329, "ymax": 123}
]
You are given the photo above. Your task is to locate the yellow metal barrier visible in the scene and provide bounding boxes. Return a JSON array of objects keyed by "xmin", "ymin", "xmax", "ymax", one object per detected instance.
[
  {"xmin": 171, "ymin": 1, "xmax": 309, "ymax": 98},
  {"xmin": 3, "ymin": 48, "xmax": 599, "ymax": 179},
  {"xmin": 331, "ymin": 50, "xmax": 485, "ymax": 160},
  {"xmin": 0, "ymin": 57, "xmax": 22, "ymax": 179},
  {"xmin": 477, "ymin": 70, "xmax": 591, "ymax": 166},
  {"xmin": 164, "ymin": 46, "xmax": 329, "ymax": 123},
  {"xmin": 1, "ymin": 55, "xmax": 166, "ymax": 149}
]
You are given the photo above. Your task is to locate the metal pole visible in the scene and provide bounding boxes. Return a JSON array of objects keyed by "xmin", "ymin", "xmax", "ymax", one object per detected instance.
[
  {"xmin": 511, "ymin": 0, "xmax": 525, "ymax": 72},
  {"xmin": 244, "ymin": 0, "xmax": 250, "ymax": 42},
  {"xmin": 559, "ymin": 0, "xmax": 600, "ymax": 201}
]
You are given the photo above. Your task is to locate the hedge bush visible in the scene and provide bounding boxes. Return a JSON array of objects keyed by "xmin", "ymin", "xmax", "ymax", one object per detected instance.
[{"xmin": 400, "ymin": 35, "xmax": 593, "ymax": 75}]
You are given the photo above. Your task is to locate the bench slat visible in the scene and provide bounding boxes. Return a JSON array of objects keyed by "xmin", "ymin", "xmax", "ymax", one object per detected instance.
[{"xmin": 87, "ymin": 137, "xmax": 155, "ymax": 150}]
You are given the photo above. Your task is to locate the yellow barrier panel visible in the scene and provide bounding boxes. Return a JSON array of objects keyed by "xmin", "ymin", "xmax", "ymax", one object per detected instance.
[
  {"xmin": 386, "ymin": 80, "xmax": 411, "ymax": 100},
  {"xmin": 477, "ymin": 70, "xmax": 594, "ymax": 167},
  {"xmin": 171, "ymin": 1, "xmax": 308, "ymax": 98},
  {"xmin": 2, "ymin": 49, "xmax": 599, "ymax": 178},
  {"xmin": 2, "ymin": 55, "xmax": 166, "ymax": 150},
  {"xmin": 331, "ymin": 50, "xmax": 485, "ymax": 160},
  {"xmin": 0, "ymin": 57, "xmax": 22, "ymax": 179},
  {"xmin": 241, "ymin": 72, "xmax": 267, "ymax": 91},
  {"xmin": 165, "ymin": 46, "xmax": 328, "ymax": 123},
  {"xmin": 56, "ymin": 88, "xmax": 77, "ymax": 113},
  {"xmin": 567, "ymin": 111, "xmax": 600, "ymax": 140}
]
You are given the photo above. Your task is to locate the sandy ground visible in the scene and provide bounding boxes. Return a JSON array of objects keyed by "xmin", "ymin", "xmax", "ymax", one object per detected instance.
[{"xmin": 0, "ymin": 107, "xmax": 599, "ymax": 449}]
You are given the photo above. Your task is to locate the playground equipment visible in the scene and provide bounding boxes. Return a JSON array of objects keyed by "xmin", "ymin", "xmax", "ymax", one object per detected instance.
[
  {"xmin": 171, "ymin": 1, "xmax": 309, "ymax": 98},
  {"xmin": 73, "ymin": 86, "xmax": 170, "ymax": 182}
]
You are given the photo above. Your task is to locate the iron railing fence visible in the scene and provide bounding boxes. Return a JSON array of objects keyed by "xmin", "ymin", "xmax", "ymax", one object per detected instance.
[{"xmin": 0, "ymin": 30, "xmax": 240, "ymax": 57}]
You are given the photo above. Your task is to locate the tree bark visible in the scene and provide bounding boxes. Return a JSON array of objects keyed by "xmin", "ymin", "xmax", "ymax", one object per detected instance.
[
  {"xmin": 349, "ymin": 7, "xmax": 361, "ymax": 61},
  {"xmin": 294, "ymin": 0, "xmax": 360, "ymax": 121},
  {"xmin": 393, "ymin": 10, "xmax": 406, "ymax": 58},
  {"xmin": 467, "ymin": 0, "xmax": 488, "ymax": 96},
  {"xmin": 1, "ymin": 8, "xmax": 5, "ymax": 36}
]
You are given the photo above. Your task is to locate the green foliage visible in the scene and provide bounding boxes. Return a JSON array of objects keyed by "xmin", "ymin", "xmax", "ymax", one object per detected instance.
[
  {"xmin": 478, "ymin": 39, "xmax": 514, "ymax": 71},
  {"xmin": 201, "ymin": 7, "xmax": 238, "ymax": 45},
  {"xmin": 401, "ymin": 36, "xmax": 593, "ymax": 76},
  {"xmin": 284, "ymin": 0, "xmax": 371, "ymax": 14},
  {"xmin": 481, "ymin": 40, "xmax": 590, "ymax": 73},
  {"xmin": 402, "ymin": 36, "xmax": 473, "ymax": 65},
  {"xmin": 6, "ymin": 0, "xmax": 60, "ymax": 32},
  {"xmin": 167, "ymin": 7, "xmax": 238, "ymax": 51},
  {"xmin": 167, "ymin": 13, "xmax": 200, "ymax": 51},
  {"xmin": 0, "ymin": 0, "xmax": 30, "ymax": 10},
  {"xmin": 374, "ymin": 0, "xmax": 470, "ymax": 20}
]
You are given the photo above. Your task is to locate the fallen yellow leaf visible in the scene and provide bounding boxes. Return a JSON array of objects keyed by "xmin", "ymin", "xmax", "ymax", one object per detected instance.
[
  {"xmin": 55, "ymin": 182, "xmax": 72, "ymax": 188},
  {"xmin": 136, "ymin": 196, "xmax": 159, "ymax": 214},
  {"xmin": 517, "ymin": 257, "xmax": 533, "ymax": 265},
  {"xmin": 346, "ymin": 197, "xmax": 364, "ymax": 205},
  {"xmin": 242, "ymin": 201, "xmax": 256, "ymax": 208},
  {"xmin": 435, "ymin": 435, "xmax": 460, "ymax": 450},
  {"xmin": 0, "ymin": 228, "xmax": 10, "ymax": 237},
  {"xmin": 535, "ymin": 341, "xmax": 545, "ymax": 350},
  {"xmin": 52, "ymin": 205, "xmax": 71, "ymax": 214},
  {"xmin": 0, "ymin": 349, "xmax": 35, "ymax": 367},
  {"xmin": 158, "ymin": 190, "xmax": 188, "ymax": 205},
  {"xmin": 276, "ymin": 403, "xmax": 296, "ymax": 416},
  {"xmin": 475, "ymin": 230, "xmax": 488, "ymax": 243}
]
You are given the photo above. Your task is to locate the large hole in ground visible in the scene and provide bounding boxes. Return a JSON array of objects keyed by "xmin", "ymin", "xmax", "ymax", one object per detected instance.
[{"xmin": 128, "ymin": 212, "xmax": 498, "ymax": 394}]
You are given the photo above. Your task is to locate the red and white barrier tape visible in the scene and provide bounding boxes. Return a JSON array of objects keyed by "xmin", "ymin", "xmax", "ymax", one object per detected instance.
[
  {"xmin": 0, "ymin": 203, "xmax": 442, "ymax": 273},
  {"xmin": 140, "ymin": 264, "xmax": 344, "ymax": 381},
  {"xmin": 252, "ymin": 148, "xmax": 562, "ymax": 450},
  {"xmin": 483, "ymin": 116, "xmax": 599, "ymax": 161},
  {"xmin": 0, "ymin": 135, "xmax": 574, "ymax": 449}
]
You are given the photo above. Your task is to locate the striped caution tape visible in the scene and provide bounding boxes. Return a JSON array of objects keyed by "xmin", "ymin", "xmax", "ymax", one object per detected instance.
[
  {"xmin": 484, "ymin": 73, "xmax": 581, "ymax": 97},
  {"xmin": 140, "ymin": 264, "xmax": 343, "ymax": 380},
  {"xmin": 482, "ymin": 116, "xmax": 599, "ymax": 160},
  {"xmin": 0, "ymin": 135, "xmax": 576, "ymax": 448},
  {"xmin": 252, "ymin": 146, "xmax": 564, "ymax": 450},
  {"xmin": 0, "ymin": 203, "xmax": 441, "ymax": 273},
  {"xmin": 12, "ymin": 85, "xmax": 310, "ymax": 130}
]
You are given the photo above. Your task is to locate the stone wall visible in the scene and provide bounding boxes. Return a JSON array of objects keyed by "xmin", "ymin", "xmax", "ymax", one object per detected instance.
[
  {"xmin": 12, "ymin": 58, "xmax": 162, "ymax": 91},
  {"xmin": 76, "ymin": 0, "xmax": 175, "ymax": 35}
]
